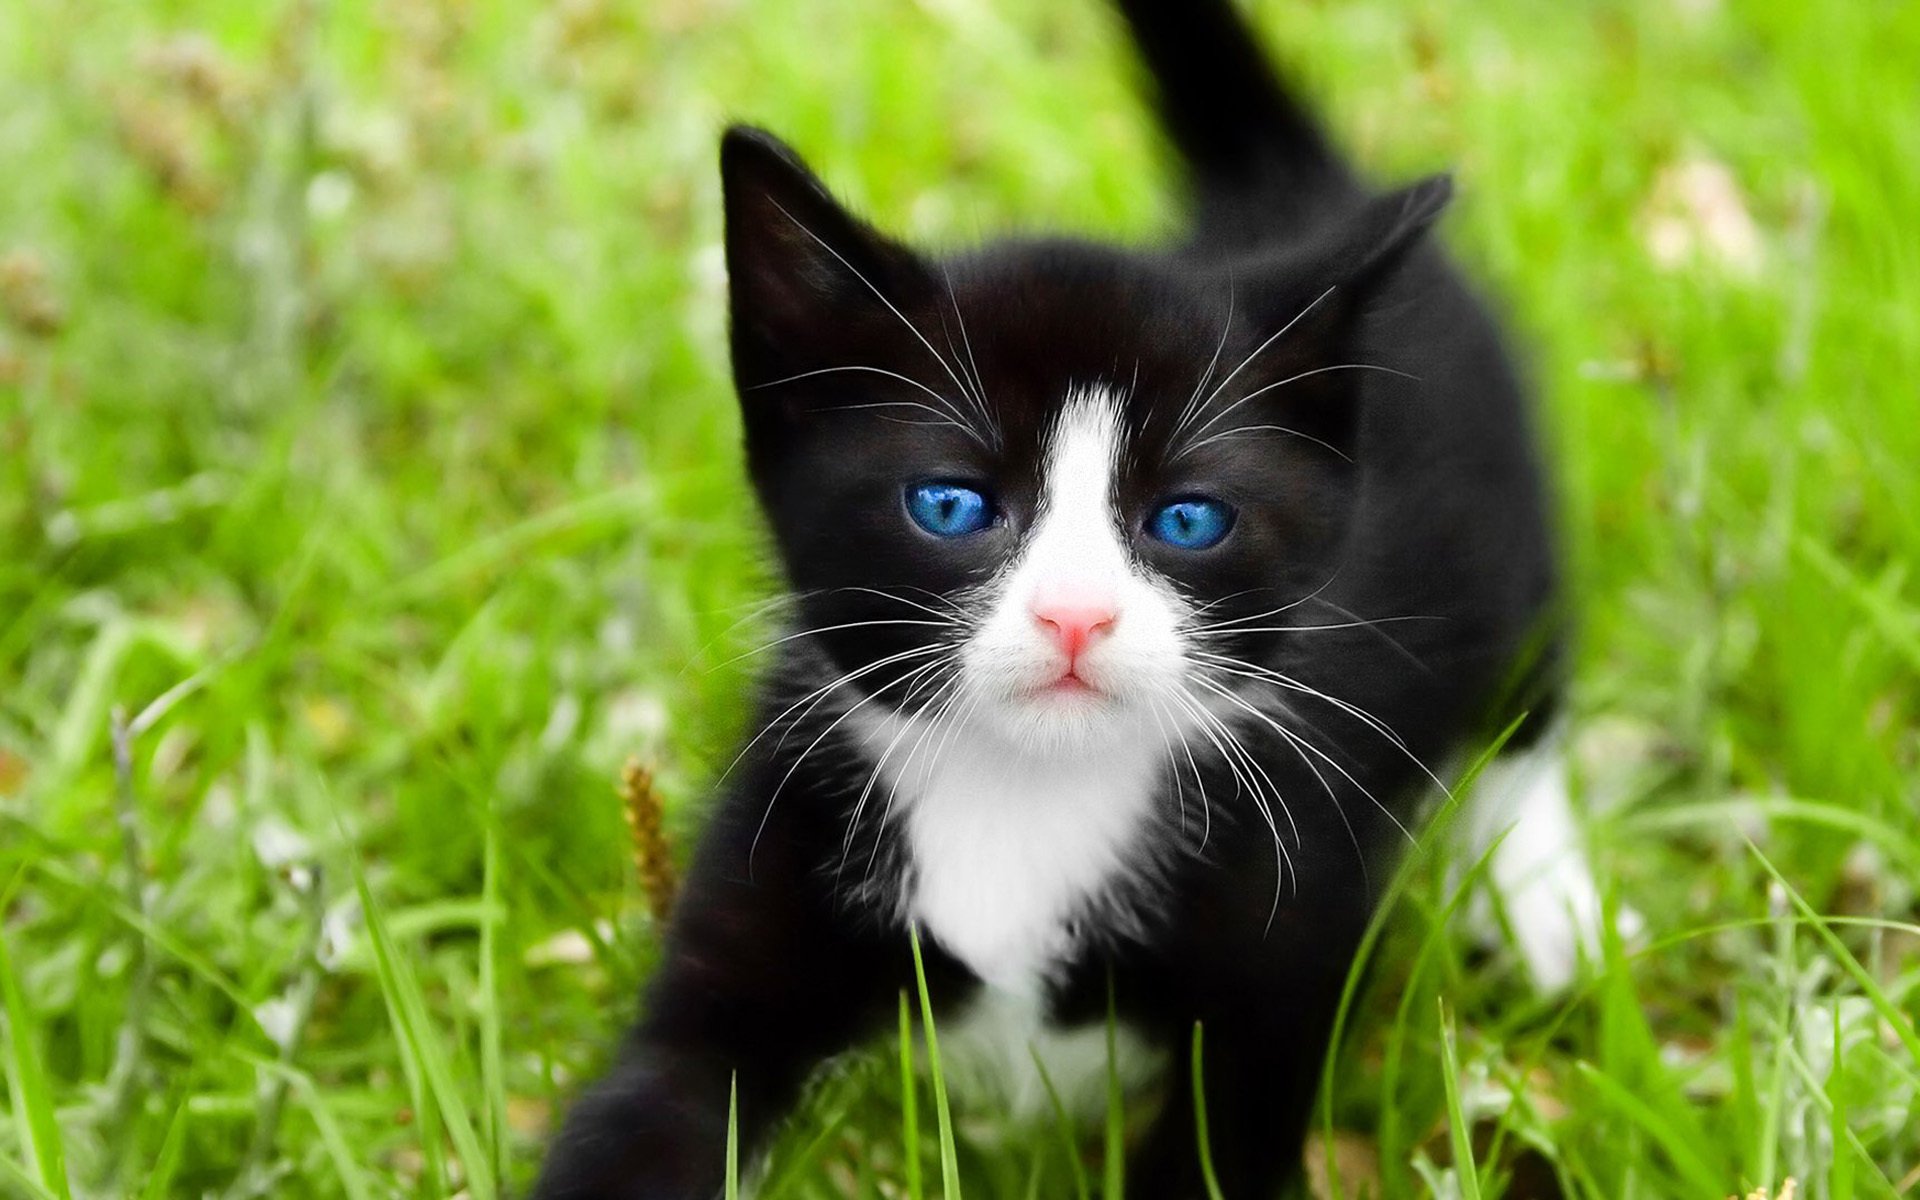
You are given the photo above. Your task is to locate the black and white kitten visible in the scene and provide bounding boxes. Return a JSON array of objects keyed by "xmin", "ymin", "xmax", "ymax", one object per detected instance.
[{"xmin": 536, "ymin": 1, "xmax": 1615, "ymax": 1196}]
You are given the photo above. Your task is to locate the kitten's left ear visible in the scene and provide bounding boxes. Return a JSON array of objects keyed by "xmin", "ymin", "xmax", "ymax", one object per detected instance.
[
  {"xmin": 1246, "ymin": 172, "xmax": 1454, "ymax": 328},
  {"xmin": 720, "ymin": 126, "xmax": 931, "ymax": 389},
  {"xmin": 1332, "ymin": 173, "xmax": 1453, "ymax": 287},
  {"xmin": 1244, "ymin": 172, "xmax": 1455, "ymax": 361},
  {"xmin": 1234, "ymin": 175, "xmax": 1453, "ymax": 452}
]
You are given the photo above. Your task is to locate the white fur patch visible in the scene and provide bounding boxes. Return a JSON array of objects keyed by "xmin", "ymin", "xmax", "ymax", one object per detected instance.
[
  {"xmin": 957, "ymin": 389, "xmax": 1192, "ymax": 751},
  {"xmin": 856, "ymin": 386, "xmax": 1190, "ymax": 996},
  {"xmin": 890, "ymin": 716, "xmax": 1168, "ymax": 992},
  {"xmin": 1458, "ymin": 735, "xmax": 1641, "ymax": 990}
]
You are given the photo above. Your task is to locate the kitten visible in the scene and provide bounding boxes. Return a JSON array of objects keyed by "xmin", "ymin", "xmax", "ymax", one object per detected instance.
[{"xmin": 535, "ymin": 1, "xmax": 1610, "ymax": 1195}]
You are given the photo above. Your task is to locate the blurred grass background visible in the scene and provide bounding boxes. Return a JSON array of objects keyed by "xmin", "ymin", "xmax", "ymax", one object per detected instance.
[{"xmin": 2, "ymin": 0, "xmax": 1917, "ymax": 1196}]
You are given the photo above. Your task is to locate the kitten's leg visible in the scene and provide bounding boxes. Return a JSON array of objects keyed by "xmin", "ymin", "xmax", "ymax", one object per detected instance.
[
  {"xmin": 532, "ymin": 820, "xmax": 913, "ymax": 1200},
  {"xmin": 1458, "ymin": 728, "xmax": 1640, "ymax": 991},
  {"xmin": 1129, "ymin": 1021, "xmax": 1318, "ymax": 1200},
  {"xmin": 1127, "ymin": 917, "xmax": 1364, "ymax": 1200}
]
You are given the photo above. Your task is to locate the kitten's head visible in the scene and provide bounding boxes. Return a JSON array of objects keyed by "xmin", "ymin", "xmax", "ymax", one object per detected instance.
[{"xmin": 721, "ymin": 127, "xmax": 1447, "ymax": 756}]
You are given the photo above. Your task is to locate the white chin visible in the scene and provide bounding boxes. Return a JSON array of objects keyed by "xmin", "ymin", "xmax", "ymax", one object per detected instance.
[{"xmin": 984, "ymin": 686, "xmax": 1143, "ymax": 753}]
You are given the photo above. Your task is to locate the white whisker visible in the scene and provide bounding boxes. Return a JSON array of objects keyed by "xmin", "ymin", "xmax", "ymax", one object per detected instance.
[
  {"xmin": 1170, "ymin": 283, "xmax": 1236, "ymax": 439},
  {"xmin": 941, "ymin": 268, "xmax": 999, "ymax": 442},
  {"xmin": 1184, "ymin": 422, "xmax": 1354, "ymax": 462},
  {"xmin": 864, "ymin": 681, "xmax": 984, "ymax": 882},
  {"xmin": 1196, "ymin": 615, "xmax": 1442, "ymax": 637},
  {"xmin": 1193, "ymin": 651, "xmax": 1453, "ymax": 800},
  {"xmin": 1188, "ymin": 573, "xmax": 1344, "ymax": 632},
  {"xmin": 1295, "ymin": 596, "xmax": 1436, "ymax": 673},
  {"xmin": 1174, "ymin": 283, "xmax": 1338, "ymax": 445},
  {"xmin": 750, "ymin": 363, "xmax": 982, "ymax": 442},
  {"xmin": 823, "ymin": 585, "xmax": 971, "ymax": 621},
  {"xmin": 767, "ymin": 199, "xmax": 993, "ymax": 447},
  {"xmin": 715, "ymin": 641, "xmax": 952, "ymax": 788},
  {"xmin": 1196, "ymin": 673, "xmax": 1412, "ymax": 875},
  {"xmin": 1192, "ymin": 673, "xmax": 1365, "ymax": 876},
  {"xmin": 1143, "ymin": 694, "xmax": 1190, "ymax": 837},
  {"xmin": 750, "ymin": 654, "xmax": 954, "ymax": 871},
  {"xmin": 1166, "ymin": 684, "xmax": 1297, "ymax": 925},
  {"xmin": 713, "ymin": 617, "xmax": 952, "ymax": 670},
  {"xmin": 839, "ymin": 666, "xmax": 960, "ymax": 872},
  {"xmin": 1183, "ymin": 361, "xmax": 1423, "ymax": 448}
]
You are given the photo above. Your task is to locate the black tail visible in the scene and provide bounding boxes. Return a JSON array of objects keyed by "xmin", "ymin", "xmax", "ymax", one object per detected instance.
[{"xmin": 1112, "ymin": 0, "xmax": 1361, "ymax": 240}]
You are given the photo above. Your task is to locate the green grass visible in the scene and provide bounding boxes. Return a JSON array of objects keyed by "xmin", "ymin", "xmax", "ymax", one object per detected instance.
[{"xmin": 2, "ymin": 0, "xmax": 1918, "ymax": 1195}]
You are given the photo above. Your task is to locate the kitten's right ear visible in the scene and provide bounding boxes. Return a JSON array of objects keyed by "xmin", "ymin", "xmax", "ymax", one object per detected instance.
[{"xmin": 720, "ymin": 126, "xmax": 926, "ymax": 388}]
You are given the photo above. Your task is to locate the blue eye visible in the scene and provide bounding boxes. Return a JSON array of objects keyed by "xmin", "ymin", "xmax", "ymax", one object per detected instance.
[
  {"xmin": 1147, "ymin": 496, "xmax": 1235, "ymax": 550},
  {"xmin": 906, "ymin": 482, "xmax": 996, "ymax": 537}
]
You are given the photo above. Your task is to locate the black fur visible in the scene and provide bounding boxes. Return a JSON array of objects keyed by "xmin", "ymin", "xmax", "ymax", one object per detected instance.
[{"xmin": 534, "ymin": 1, "xmax": 1556, "ymax": 1196}]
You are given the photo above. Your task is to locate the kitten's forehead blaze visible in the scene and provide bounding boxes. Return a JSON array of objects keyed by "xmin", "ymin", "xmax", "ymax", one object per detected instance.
[
  {"xmin": 955, "ymin": 385, "xmax": 1195, "ymax": 749},
  {"xmin": 1030, "ymin": 391, "xmax": 1131, "ymax": 593}
]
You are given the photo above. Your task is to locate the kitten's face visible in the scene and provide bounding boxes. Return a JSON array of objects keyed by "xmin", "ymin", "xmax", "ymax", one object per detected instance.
[
  {"xmin": 720, "ymin": 129, "xmax": 1440, "ymax": 755},
  {"xmin": 954, "ymin": 389, "xmax": 1198, "ymax": 751}
]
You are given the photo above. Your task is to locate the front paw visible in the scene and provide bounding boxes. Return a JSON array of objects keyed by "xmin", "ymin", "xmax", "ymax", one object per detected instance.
[
  {"xmin": 532, "ymin": 1061, "xmax": 730, "ymax": 1200},
  {"xmin": 1490, "ymin": 845, "xmax": 1644, "ymax": 992},
  {"xmin": 533, "ymin": 1138, "xmax": 724, "ymax": 1200}
]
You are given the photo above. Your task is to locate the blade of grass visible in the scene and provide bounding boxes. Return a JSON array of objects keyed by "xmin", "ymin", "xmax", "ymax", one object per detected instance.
[
  {"xmin": 348, "ymin": 850, "xmax": 497, "ymax": 1200},
  {"xmin": 1728, "ymin": 996, "xmax": 1760, "ymax": 1182},
  {"xmin": 45, "ymin": 620, "xmax": 200, "ymax": 788},
  {"xmin": 725, "ymin": 1072, "xmax": 740, "ymax": 1200},
  {"xmin": 908, "ymin": 926, "xmax": 963, "ymax": 1200},
  {"xmin": 222, "ymin": 866, "xmax": 328, "ymax": 1200},
  {"xmin": 1571, "ymin": 1063, "xmax": 1723, "ymax": 1196},
  {"xmin": 1321, "ymin": 713, "xmax": 1525, "ymax": 1194},
  {"xmin": 759, "ymin": 1080, "xmax": 863, "ymax": 1200},
  {"xmin": 1748, "ymin": 840, "xmax": 1920, "ymax": 1065},
  {"xmin": 1029, "ymin": 1048, "xmax": 1091, "ymax": 1200},
  {"xmin": 384, "ymin": 483, "xmax": 656, "ymax": 603},
  {"xmin": 1624, "ymin": 798, "xmax": 1920, "ymax": 878},
  {"xmin": 1189, "ymin": 1023, "xmax": 1225, "ymax": 1200},
  {"xmin": 1104, "ymin": 974, "xmax": 1123, "ymax": 1200},
  {"xmin": 478, "ymin": 810, "xmax": 507, "ymax": 1186},
  {"xmin": 269, "ymin": 1062, "xmax": 376, "ymax": 1200},
  {"xmin": 0, "ymin": 1154, "xmax": 58, "ymax": 1200},
  {"xmin": 0, "ymin": 913, "xmax": 71, "ymax": 1200},
  {"xmin": 1827, "ymin": 1006, "xmax": 1857, "ymax": 1200},
  {"xmin": 1775, "ymin": 1030, "xmax": 1897, "ymax": 1192},
  {"xmin": 1794, "ymin": 536, "xmax": 1920, "ymax": 672},
  {"xmin": 1756, "ymin": 877, "xmax": 1797, "ymax": 1193},
  {"xmin": 137, "ymin": 1094, "xmax": 192, "ymax": 1200},
  {"xmin": 354, "ymin": 868, "xmax": 445, "ymax": 1194},
  {"xmin": 1378, "ymin": 819, "xmax": 1515, "ymax": 1192},
  {"xmin": 25, "ymin": 858, "xmax": 269, "ymax": 1040},
  {"xmin": 901, "ymin": 992, "xmax": 925, "ymax": 1200},
  {"xmin": 1436, "ymin": 999, "xmax": 1484, "ymax": 1200},
  {"xmin": 1593, "ymin": 895, "xmax": 1728, "ymax": 1196}
]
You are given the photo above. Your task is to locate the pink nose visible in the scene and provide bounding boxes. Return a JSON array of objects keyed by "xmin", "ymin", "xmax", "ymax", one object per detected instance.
[{"xmin": 1031, "ymin": 597, "xmax": 1118, "ymax": 661}]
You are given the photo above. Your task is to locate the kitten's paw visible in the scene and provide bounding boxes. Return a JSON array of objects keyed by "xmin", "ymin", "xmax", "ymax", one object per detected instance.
[
  {"xmin": 1462, "ymin": 740, "xmax": 1643, "ymax": 993},
  {"xmin": 1499, "ymin": 850, "xmax": 1644, "ymax": 992}
]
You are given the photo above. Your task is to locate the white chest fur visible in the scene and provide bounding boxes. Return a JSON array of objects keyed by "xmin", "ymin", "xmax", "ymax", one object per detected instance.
[{"xmin": 863, "ymin": 713, "xmax": 1168, "ymax": 996}]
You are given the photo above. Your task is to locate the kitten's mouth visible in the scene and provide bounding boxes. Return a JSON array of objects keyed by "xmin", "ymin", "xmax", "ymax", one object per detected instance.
[{"xmin": 1037, "ymin": 671, "xmax": 1101, "ymax": 698}]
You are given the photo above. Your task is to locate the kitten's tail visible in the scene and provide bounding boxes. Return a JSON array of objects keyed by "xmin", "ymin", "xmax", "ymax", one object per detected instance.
[{"xmin": 1111, "ymin": 0, "xmax": 1361, "ymax": 238}]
